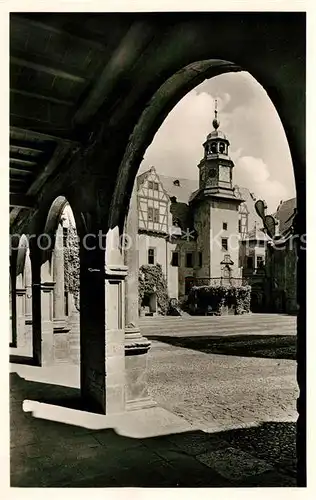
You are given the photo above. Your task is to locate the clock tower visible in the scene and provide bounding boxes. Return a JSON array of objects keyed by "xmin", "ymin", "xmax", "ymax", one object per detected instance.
[
  {"xmin": 192, "ymin": 100, "xmax": 243, "ymax": 281},
  {"xmin": 198, "ymin": 100, "xmax": 235, "ymax": 196}
]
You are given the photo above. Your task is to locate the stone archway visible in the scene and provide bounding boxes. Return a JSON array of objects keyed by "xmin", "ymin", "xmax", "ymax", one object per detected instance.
[{"xmin": 107, "ymin": 51, "xmax": 304, "ymax": 481}]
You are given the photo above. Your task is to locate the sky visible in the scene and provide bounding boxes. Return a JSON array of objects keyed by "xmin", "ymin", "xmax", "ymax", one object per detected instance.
[{"xmin": 139, "ymin": 71, "xmax": 296, "ymax": 213}]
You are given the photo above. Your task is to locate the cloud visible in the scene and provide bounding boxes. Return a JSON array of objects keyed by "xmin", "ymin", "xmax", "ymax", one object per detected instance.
[
  {"xmin": 235, "ymin": 156, "xmax": 289, "ymax": 211},
  {"xmin": 139, "ymin": 72, "xmax": 295, "ymax": 212},
  {"xmin": 139, "ymin": 89, "xmax": 216, "ymax": 180}
]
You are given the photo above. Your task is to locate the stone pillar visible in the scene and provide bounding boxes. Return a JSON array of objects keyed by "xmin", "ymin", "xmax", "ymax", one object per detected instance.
[
  {"xmin": 9, "ymin": 277, "xmax": 13, "ymax": 345},
  {"xmin": 52, "ymin": 221, "xmax": 70, "ymax": 362},
  {"xmin": 31, "ymin": 256, "xmax": 55, "ymax": 367},
  {"xmin": 124, "ymin": 188, "xmax": 153, "ymax": 411},
  {"xmin": 53, "ymin": 222, "xmax": 67, "ymax": 328},
  {"xmin": 24, "ymin": 251, "xmax": 33, "ymax": 352},
  {"xmin": 80, "ymin": 228, "xmax": 127, "ymax": 414},
  {"xmin": 15, "ymin": 285, "xmax": 26, "ymax": 348}
]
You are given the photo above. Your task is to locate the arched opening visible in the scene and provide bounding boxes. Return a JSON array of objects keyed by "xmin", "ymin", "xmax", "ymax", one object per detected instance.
[
  {"xmin": 28, "ymin": 196, "xmax": 81, "ymax": 369},
  {"xmin": 9, "ymin": 234, "xmax": 32, "ymax": 355},
  {"xmin": 116, "ymin": 63, "xmax": 298, "ymax": 440}
]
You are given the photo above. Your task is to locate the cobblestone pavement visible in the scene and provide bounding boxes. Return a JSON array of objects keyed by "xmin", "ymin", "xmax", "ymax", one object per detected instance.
[
  {"xmin": 142, "ymin": 314, "xmax": 298, "ymax": 430},
  {"xmin": 142, "ymin": 313, "xmax": 298, "ymax": 485},
  {"xmin": 10, "ymin": 314, "xmax": 299, "ymax": 487}
]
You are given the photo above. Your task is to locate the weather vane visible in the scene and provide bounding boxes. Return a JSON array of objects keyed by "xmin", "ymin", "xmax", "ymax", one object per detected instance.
[{"xmin": 213, "ymin": 98, "xmax": 219, "ymax": 130}]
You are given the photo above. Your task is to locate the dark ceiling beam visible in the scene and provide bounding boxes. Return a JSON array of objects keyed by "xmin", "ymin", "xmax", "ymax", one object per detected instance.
[
  {"xmin": 11, "ymin": 55, "xmax": 86, "ymax": 83},
  {"xmin": 10, "ymin": 167, "xmax": 34, "ymax": 176},
  {"xmin": 10, "ymin": 207, "xmax": 21, "ymax": 225},
  {"xmin": 13, "ymin": 14, "xmax": 108, "ymax": 53},
  {"xmin": 10, "ymin": 126, "xmax": 80, "ymax": 147},
  {"xmin": 10, "ymin": 157, "xmax": 37, "ymax": 167},
  {"xmin": 10, "ymin": 175, "xmax": 29, "ymax": 181},
  {"xmin": 10, "ymin": 193, "xmax": 36, "ymax": 209},
  {"xmin": 74, "ymin": 21, "xmax": 154, "ymax": 125},
  {"xmin": 10, "ymin": 144, "xmax": 45, "ymax": 157},
  {"xmin": 10, "ymin": 89, "xmax": 74, "ymax": 107},
  {"xmin": 27, "ymin": 143, "xmax": 72, "ymax": 195}
]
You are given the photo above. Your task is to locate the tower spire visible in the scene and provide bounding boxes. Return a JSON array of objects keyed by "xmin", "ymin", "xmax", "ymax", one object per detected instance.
[{"xmin": 212, "ymin": 99, "xmax": 220, "ymax": 130}]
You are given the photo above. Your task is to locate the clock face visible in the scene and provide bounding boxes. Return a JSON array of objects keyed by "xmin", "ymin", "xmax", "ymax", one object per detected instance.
[{"xmin": 219, "ymin": 165, "xmax": 230, "ymax": 183}]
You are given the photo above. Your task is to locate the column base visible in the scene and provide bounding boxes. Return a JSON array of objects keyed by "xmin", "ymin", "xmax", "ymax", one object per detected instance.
[
  {"xmin": 125, "ymin": 326, "xmax": 154, "ymax": 410},
  {"xmin": 125, "ymin": 326, "xmax": 151, "ymax": 355}
]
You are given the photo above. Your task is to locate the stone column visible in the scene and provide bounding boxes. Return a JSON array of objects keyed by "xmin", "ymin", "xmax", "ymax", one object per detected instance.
[
  {"xmin": 124, "ymin": 187, "xmax": 153, "ymax": 411},
  {"xmin": 9, "ymin": 277, "xmax": 13, "ymax": 345},
  {"xmin": 15, "ymin": 284, "xmax": 26, "ymax": 348},
  {"xmin": 31, "ymin": 256, "xmax": 55, "ymax": 367},
  {"xmin": 80, "ymin": 228, "xmax": 127, "ymax": 414},
  {"xmin": 52, "ymin": 221, "xmax": 70, "ymax": 362},
  {"xmin": 24, "ymin": 251, "xmax": 33, "ymax": 353},
  {"xmin": 53, "ymin": 222, "xmax": 67, "ymax": 328}
]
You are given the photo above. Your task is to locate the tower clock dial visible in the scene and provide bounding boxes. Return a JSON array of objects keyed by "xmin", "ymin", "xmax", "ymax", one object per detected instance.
[
  {"xmin": 219, "ymin": 165, "xmax": 230, "ymax": 183},
  {"xmin": 209, "ymin": 168, "xmax": 217, "ymax": 178}
]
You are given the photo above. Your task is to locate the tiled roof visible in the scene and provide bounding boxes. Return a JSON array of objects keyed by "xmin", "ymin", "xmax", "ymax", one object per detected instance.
[{"xmin": 157, "ymin": 174, "xmax": 199, "ymax": 204}]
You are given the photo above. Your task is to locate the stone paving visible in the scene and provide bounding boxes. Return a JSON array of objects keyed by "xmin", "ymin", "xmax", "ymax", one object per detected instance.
[
  {"xmin": 10, "ymin": 314, "xmax": 298, "ymax": 487},
  {"xmin": 143, "ymin": 314, "xmax": 298, "ymax": 431}
]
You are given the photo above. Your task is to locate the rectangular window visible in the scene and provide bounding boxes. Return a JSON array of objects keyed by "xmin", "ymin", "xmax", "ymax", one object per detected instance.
[
  {"xmin": 238, "ymin": 220, "xmax": 242, "ymax": 233},
  {"xmin": 247, "ymin": 256, "xmax": 253, "ymax": 269},
  {"xmin": 186, "ymin": 252, "xmax": 193, "ymax": 268},
  {"xmin": 171, "ymin": 252, "xmax": 179, "ymax": 267},
  {"xmin": 198, "ymin": 252, "xmax": 203, "ymax": 267},
  {"xmin": 148, "ymin": 248, "xmax": 155, "ymax": 265},
  {"xmin": 148, "ymin": 181, "xmax": 153, "ymax": 189},
  {"xmin": 153, "ymin": 208, "xmax": 159, "ymax": 222},
  {"xmin": 153, "ymin": 182, "xmax": 159, "ymax": 191},
  {"xmin": 64, "ymin": 292, "xmax": 69, "ymax": 316},
  {"xmin": 259, "ymin": 240, "xmax": 265, "ymax": 247},
  {"xmin": 221, "ymin": 238, "xmax": 228, "ymax": 251},
  {"xmin": 223, "ymin": 222, "xmax": 228, "ymax": 230},
  {"xmin": 148, "ymin": 207, "xmax": 153, "ymax": 221}
]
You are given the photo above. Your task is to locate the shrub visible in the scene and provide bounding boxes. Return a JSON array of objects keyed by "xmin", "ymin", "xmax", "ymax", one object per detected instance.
[
  {"xmin": 139, "ymin": 263, "xmax": 169, "ymax": 315},
  {"xmin": 64, "ymin": 223, "xmax": 80, "ymax": 311},
  {"xmin": 188, "ymin": 284, "xmax": 251, "ymax": 315}
]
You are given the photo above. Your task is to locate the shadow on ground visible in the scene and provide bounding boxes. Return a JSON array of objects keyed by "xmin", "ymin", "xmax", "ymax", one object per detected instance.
[
  {"xmin": 10, "ymin": 372, "xmax": 298, "ymax": 488},
  {"xmin": 147, "ymin": 334, "xmax": 297, "ymax": 360}
]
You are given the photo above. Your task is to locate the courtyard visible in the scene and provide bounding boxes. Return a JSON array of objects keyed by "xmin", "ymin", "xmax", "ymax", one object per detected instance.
[{"xmin": 10, "ymin": 313, "xmax": 298, "ymax": 487}]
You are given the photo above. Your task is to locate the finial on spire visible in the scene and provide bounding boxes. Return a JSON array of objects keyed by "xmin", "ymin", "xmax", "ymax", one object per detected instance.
[{"xmin": 212, "ymin": 99, "xmax": 220, "ymax": 130}]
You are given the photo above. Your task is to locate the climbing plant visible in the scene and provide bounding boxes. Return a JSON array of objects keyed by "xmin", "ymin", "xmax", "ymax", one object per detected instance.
[
  {"xmin": 188, "ymin": 284, "xmax": 251, "ymax": 315},
  {"xmin": 64, "ymin": 223, "xmax": 80, "ymax": 311},
  {"xmin": 139, "ymin": 263, "xmax": 169, "ymax": 315}
]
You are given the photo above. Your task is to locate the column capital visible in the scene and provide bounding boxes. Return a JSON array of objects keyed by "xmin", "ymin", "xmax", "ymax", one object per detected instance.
[
  {"xmin": 40, "ymin": 281, "xmax": 55, "ymax": 292},
  {"xmin": 104, "ymin": 264, "xmax": 128, "ymax": 278}
]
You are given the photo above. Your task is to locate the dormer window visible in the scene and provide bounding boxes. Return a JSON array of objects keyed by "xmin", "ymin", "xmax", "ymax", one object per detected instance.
[{"xmin": 173, "ymin": 179, "xmax": 180, "ymax": 187}]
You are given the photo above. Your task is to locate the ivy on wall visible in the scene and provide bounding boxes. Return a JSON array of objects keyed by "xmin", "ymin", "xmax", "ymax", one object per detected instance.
[
  {"xmin": 188, "ymin": 284, "xmax": 251, "ymax": 315},
  {"xmin": 139, "ymin": 263, "xmax": 169, "ymax": 315},
  {"xmin": 64, "ymin": 223, "xmax": 80, "ymax": 311}
]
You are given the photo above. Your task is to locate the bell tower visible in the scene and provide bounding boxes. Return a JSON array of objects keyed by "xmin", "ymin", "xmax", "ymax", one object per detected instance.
[
  {"xmin": 192, "ymin": 100, "xmax": 243, "ymax": 281},
  {"xmin": 198, "ymin": 99, "xmax": 235, "ymax": 196}
]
